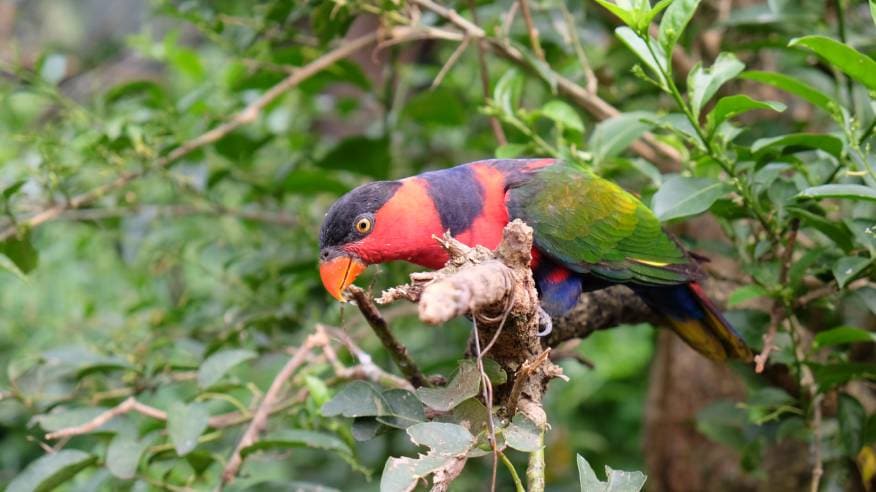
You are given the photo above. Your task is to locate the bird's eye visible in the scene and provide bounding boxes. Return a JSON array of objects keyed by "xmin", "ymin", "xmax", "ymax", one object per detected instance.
[{"xmin": 354, "ymin": 216, "xmax": 372, "ymax": 234}]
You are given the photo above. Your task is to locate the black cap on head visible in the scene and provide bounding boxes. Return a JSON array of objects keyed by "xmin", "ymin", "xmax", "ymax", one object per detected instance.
[{"xmin": 319, "ymin": 181, "xmax": 402, "ymax": 251}]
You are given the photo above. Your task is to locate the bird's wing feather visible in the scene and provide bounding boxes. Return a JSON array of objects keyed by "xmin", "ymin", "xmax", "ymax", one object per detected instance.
[{"xmin": 507, "ymin": 162, "xmax": 699, "ymax": 285}]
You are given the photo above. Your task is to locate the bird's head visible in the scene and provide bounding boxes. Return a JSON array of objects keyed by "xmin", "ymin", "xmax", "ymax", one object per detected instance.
[{"xmin": 318, "ymin": 180, "xmax": 403, "ymax": 300}]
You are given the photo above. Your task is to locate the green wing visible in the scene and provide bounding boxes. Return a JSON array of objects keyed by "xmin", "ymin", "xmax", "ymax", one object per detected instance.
[{"xmin": 507, "ymin": 162, "xmax": 699, "ymax": 285}]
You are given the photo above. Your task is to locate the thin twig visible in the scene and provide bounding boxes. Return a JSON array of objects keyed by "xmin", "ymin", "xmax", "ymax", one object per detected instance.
[
  {"xmin": 754, "ymin": 304, "xmax": 784, "ymax": 374},
  {"xmin": 754, "ymin": 219, "xmax": 800, "ymax": 373},
  {"xmin": 347, "ymin": 286, "xmax": 431, "ymax": 388},
  {"xmin": 517, "ymin": 0, "xmax": 545, "ymax": 60},
  {"xmin": 0, "ymin": 31, "xmax": 379, "ymax": 242},
  {"xmin": 45, "ymin": 397, "xmax": 166, "ymax": 440},
  {"xmin": 59, "ymin": 204, "xmax": 298, "ymax": 226},
  {"xmin": 466, "ymin": 0, "xmax": 508, "ymax": 146},
  {"xmin": 410, "ymin": 0, "xmax": 683, "ymax": 170},
  {"xmin": 323, "ymin": 325, "xmax": 416, "ymax": 392},
  {"xmin": 506, "ymin": 349, "xmax": 551, "ymax": 417},
  {"xmin": 221, "ymin": 333, "xmax": 324, "ymax": 484},
  {"xmin": 558, "ymin": 2, "xmax": 597, "ymax": 94},
  {"xmin": 431, "ymin": 37, "xmax": 470, "ymax": 89},
  {"xmin": 472, "ymin": 316, "xmax": 498, "ymax": 492}
]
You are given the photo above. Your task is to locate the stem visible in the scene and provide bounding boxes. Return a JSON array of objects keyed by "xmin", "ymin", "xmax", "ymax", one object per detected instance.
[
  {"xmin": 642, "ymin": 36, "xmax": 778, "ymax": 239},
  {"xmin": 526, "ymin": 430, "xmax": 545, "ymax": 492},
  {"xmin": 500, "ymin": 452, "xmax": 526, "ymax": 492}
]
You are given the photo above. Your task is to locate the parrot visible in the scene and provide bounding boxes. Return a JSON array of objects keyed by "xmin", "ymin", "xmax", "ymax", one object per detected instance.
[{"xmin": 318, "ymin": 158, "xmax": 752, "ymax": 362}]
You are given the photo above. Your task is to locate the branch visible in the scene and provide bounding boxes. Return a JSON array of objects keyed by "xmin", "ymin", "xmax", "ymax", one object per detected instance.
[
  {"xmin": 466, "ymin": 0, "xmax": 507, "ymax": 145},
  {"xmin": 517, "ymin": 0, "xmax": 545, "ymax": 61},
  {"xmin": 221, "ymin": 333, "xmax": 324, "ymax": 484},
  {"xmin": 45, "ymin": 397, "xmax": 166, "ymax": 440},
  {"xmin": 0, "ymin": 31, "xmax": 379, "ymax": 242},
  {"xmin": 410, "ymin": 0, "xmax": 683, "ymax": 171},
  {"xmin": 347, "ymin": 286, "xmax": 431, "ymax": 388}
]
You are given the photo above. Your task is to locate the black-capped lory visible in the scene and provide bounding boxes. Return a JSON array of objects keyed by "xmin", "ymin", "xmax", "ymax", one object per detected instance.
[{"xmin": 318, "ymin": 158, "xmax": 752, "ymax": 362}]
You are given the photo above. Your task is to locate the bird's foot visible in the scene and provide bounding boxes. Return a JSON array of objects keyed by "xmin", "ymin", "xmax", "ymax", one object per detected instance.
[{"xmin": 536, "ymin": 306, "xmax": 553, "ymax": 337}]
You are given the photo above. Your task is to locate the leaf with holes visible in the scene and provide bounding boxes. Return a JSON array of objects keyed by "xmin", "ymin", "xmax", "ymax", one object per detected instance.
[
  {"xmin": 577, "ymin": 454, "xmax": 647, "ymax": 492},
  {"xmin": 416, "ymin": 360, "xmax": 481, "ymax": 412},
  {"xmin": 381, "ymin": 422, "xmax": 475, "ymax": 492}
]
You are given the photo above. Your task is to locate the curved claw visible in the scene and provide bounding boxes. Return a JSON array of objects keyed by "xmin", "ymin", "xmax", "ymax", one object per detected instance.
[{"xmin": 536, "ymin": 306, "xmax": 553, "ymax": 337}]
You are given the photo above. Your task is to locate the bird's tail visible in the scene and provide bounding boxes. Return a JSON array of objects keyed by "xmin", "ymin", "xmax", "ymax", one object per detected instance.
[{"xmin": 632, "ymin": 282, "xmax": 753, "ymax": 362}]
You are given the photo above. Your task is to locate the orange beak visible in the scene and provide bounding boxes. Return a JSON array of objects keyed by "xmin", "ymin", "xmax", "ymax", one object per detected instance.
[{"xmin": 319, "ymin": 255, "xmax": 367, "ymax": 301}]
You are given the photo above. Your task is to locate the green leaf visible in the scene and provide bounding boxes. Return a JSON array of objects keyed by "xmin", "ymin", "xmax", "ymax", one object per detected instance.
[
  {"xmin": 658, "ymin": 0, "xmax": 701, "ymax": 54},
  {"xmin": 279, "ymin": 170, "xmax": 350, "ymax": 196},
  {"xmin": 7, "ymin": 450, "xmax": 97, "ymax": 492},
  {"xmin": 740, "ymin": 71, "xmax": 838, "ymax": 115},
  {"xmin": 839, "ymin": 394, "xmax": 866, "ymax": 457},
  {"xmin": 796, "ymin": 184, "xmax": 876, "ymax": 202},
  {"xmin": 416, "ymin": 360, "xmax": 481, "ymax": 412},
  {"xmin": 317, "ymin": 136, "xmax": 392, "ymax": 179},
  {"xmin": 106, "ymin": 433, "xmax": 155, "ymax": 480},
  {"xmin": 813, "ymin": 326, "xmax": 876, "ymax": 348},
  {"xmin": 0, "ymin": 232, "xmax": 39, "ymax": 274},
  {"xmin": 577, "ymin": 454, "xmax": 647, "ymax": 492},
  {"xmin": 687, "ymin": 53, "xmax": 745, "ymax": 117},
  {"xmin": 241, "ymin": 429, "xmax": 351, "ymax": 457},
  {"xmin": 322, "ymin": 381, "xmax": 386, "ymax": 418},
  {"xmin": 727, "ymin": 285, "xmax": 768, "ymax": 307},
  {"xmin": 481, "ymin": 358, "xmax": 507, "ymax": 385},
  {"xmin": 403, "ymin": 87, "xmax": 466, "ymax": 127},
  {"xmin": 381, "ymin": 423, "xmax": 475, "ymax": 492},
  {"xmin": 377, "ymin": 389, "xmax": 426, "ymax": 429},
  {"xmin": 593, "ymin": 0, "xmax": 636, "ymax": 27},
  {"xmin": 541, "ymin": 100, "xmax": 584, "ymax": 132},
  {"xmin": 166, "ymin": 402, "xmax": 209, "ymax": 456},
  {"xmin": 786, "ymin": 207, "xmax": 855, "ymax": 252},
  {"xmin": 504, "ymin": 414, "xmax": 542, "ymax": 452},
  {"xmin": 494, "ymin": 69, "xmax": 524, "ymax": 116},
  {"xmin": 752, "ymin": 133, "xmax": 843, "ymax": 160},
  {"xmin": 651, "ymin": 176, "xmax": 729, "ymax": 221},
  {"xmin": 871, "ymin": 0, "xmax": 876, "ymax": 27},
  {"xmin": 833, "ymin": 256, "xmax": 871, "ymax": 288},
  {"xmin": 810, "ymin": 362, "xmax": 876, "ymax": 391},
  {"xmin": 789, "ymin": 36, "xmax": 876, "ymax": 92},
  {"xmin": 706, "ymin": 95, "xmax": 785, "ymax": 132},
  {"xmin": 495, "ymin": 143, "xmax": 529, "ymax": 159},
  {"xmin": 640, "ymin": 0, "xmax": 674, "ymax": 31},
  {"xmin": 589, "ymin": 112, "xmax": 654, "ymax": 164},
  {"xmin": 615, "ymin": 27, "xmax": 668, "ymax": 87},
  {"xmin": 197, "ymin": 349, "xmax": 256, "ymax": 388},
  {"xmin": 856, "ymin": 287, "xmax": 876, "ymax": 316}
]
